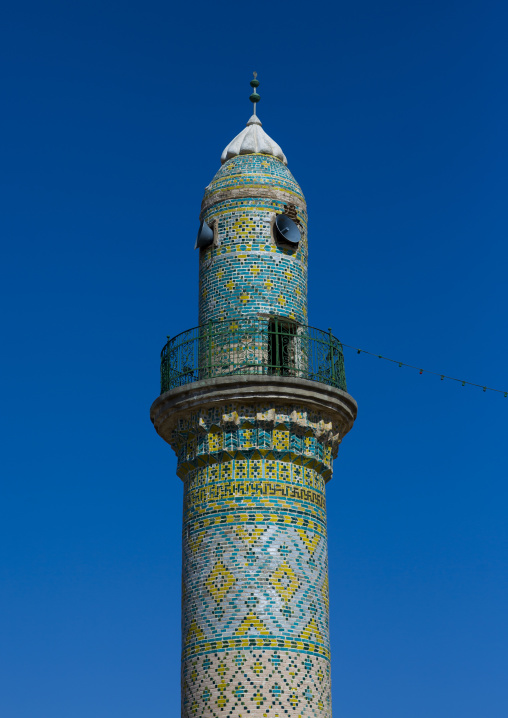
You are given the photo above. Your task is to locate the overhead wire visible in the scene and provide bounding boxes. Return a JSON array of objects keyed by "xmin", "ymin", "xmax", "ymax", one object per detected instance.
[{"xmin": 341, "ymin": 343, "xmax": 507, "ymax": 397}]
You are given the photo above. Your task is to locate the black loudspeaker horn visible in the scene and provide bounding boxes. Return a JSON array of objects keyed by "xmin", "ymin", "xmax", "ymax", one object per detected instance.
[
  {"xmin": 195, "ymin": 220, "xmax": 214, "ymax": 249},
  {"xmin": 274, "ymin": 214, "xmax": 301, "ymax": 245}
]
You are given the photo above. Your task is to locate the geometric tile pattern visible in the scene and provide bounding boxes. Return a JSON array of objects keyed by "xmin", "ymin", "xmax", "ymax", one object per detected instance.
[
  {"xmin": 199, "ymin": 154, "xmax": 308, "ymax": 326},
  {"xmin": 170, "ymin": 401, "xmax": 342, "ymax": 483},
  {"xmin": 183, "ymin": 650, "xmax": 331, "ymax": 717},
  {"xmin": 181, "ymin": 424, "xmax": 333, "ymax": 716}
]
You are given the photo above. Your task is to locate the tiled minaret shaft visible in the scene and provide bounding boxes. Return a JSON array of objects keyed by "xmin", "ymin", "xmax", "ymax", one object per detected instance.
[
  {"xmin": 199, "ymin": 152, "xmax": 308, "ymax": 325},
  {"xmin": 151, "ymin": 78, "xmax": 357, "ymax": 718}
]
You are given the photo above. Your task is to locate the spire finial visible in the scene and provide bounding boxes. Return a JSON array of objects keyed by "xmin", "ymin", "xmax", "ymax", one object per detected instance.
[{"xmin": 250, "ymin": 72, "xmax": 260, "ymax": 115}]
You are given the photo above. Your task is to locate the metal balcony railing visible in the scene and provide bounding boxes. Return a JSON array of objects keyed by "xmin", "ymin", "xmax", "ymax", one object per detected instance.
[{"xmin": 159, "ymin": 317, "xmax": 347, "ymax": 394}]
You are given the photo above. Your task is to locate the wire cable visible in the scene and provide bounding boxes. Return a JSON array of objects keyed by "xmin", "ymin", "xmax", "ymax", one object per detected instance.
[{"xmin": 341, "ymin": 343, "xmax": 507, "ymax": 397}]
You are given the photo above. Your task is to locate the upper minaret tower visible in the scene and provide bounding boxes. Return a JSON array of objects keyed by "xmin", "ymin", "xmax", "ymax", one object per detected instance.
[
  {"xmin": 151, "ymin": 75, "xmax": 357, "ymax": 718},
  {"xmin": 198, "ymin": 73, "xmax": 307, "ymax": 329}
]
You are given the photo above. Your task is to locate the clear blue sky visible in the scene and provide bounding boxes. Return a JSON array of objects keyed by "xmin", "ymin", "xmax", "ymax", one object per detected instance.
[{"xmin": 1, "ymin": 0, "xmax": 507, "ymax": 716}]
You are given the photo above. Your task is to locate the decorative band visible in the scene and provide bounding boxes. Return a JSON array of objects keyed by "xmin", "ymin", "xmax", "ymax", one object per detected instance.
[
  {"xmin": 184, "ymin": 511, "xmax": 327, "ymax": 537},
  {"xmin": 184, "ymin": 480, "xmax": 326, "ymax": 511},
  {"xmin": 182, "ymin": 636, "xmax": 330, "ymax": 662}
]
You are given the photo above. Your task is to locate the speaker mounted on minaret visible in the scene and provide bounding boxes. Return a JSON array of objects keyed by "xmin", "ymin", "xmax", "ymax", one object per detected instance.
[{"xmin": 274, "ymin": 213, "xmax": 301, "ymax": 245}]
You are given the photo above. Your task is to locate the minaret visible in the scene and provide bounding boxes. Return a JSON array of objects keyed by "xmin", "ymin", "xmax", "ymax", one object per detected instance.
[{"xmin": 150, "ymin": 75, "xmax": 357, "ymax": 718}]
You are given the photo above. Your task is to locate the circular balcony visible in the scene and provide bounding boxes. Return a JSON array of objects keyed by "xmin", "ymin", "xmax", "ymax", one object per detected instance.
[{"xmin": 159, "ymin": 318, "xmax": 347, "ymax": 395}]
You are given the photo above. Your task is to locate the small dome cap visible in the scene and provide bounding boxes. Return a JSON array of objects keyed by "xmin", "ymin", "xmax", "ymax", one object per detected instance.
[{"xmin": 221, "ymin": 115, "xmax": 287, "ymax": 166}]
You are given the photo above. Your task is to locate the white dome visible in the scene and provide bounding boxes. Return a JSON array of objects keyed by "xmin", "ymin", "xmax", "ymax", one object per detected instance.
[{"xmin": 221, "ymin": 114, "xmax": 287, "ymax": 165}]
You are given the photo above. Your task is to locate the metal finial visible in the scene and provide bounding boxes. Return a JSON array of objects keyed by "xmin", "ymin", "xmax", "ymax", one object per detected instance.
[{"xmin": 249, "ymin": 72, "xmax": 260, "ymax": 114}]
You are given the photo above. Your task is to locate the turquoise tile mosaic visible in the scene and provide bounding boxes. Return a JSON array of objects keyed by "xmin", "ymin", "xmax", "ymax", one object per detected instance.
[
  {"xmin": 198, "ymin": 154, "xmax": 308, "ymax": 326},
  {"xmin": 168, "ymin": 398, "xmax": 341, "ymax": 717},
  {"xmin": 151, "ymin": 132, "xmax": 357, "ymax": 717}
]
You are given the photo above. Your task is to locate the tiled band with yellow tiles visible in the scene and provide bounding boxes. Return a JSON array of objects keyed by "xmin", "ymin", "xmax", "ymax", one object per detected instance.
[
  {"xmin": 178, "ymin": 401, "xmax": 339, "ymax": 717},
  {"xmin": 183, "ymin": 649, "xmax": 331, "ymax": 717},
  {"xmin": 198, "ymin": 154, "xmax": 308, "ymax": 326},
  {"xmin": 171, "ymin": 402, "xmax": 342, "ymax": 484}
]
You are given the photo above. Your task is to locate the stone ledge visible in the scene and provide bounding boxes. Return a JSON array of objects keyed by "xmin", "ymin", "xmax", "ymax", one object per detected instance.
[{"xmin": 150, "ymin": 374, "xmax": 357, "ymax": 447}]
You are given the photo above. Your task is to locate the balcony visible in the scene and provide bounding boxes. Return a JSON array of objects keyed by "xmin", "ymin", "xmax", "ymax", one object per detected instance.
[{"xmin": 159, "ymin": 317, "xmax": 347, "ymax": 395}]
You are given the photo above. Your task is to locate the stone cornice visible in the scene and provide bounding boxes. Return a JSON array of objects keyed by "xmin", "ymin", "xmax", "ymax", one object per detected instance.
[{"xmin": 150, "ymin": 375, "xmax": 357, "ymax": 449}]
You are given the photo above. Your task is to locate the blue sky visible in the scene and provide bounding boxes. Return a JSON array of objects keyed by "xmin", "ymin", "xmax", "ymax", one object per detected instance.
[{"xmin": 1, "ymin": 0, "xmax": 507, "ymax": 716}]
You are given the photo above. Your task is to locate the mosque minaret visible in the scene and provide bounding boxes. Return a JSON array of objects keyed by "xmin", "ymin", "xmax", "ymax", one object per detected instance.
[{"xmin": 150, "ymin": 74, "xmax": 357, "ymax": 717}]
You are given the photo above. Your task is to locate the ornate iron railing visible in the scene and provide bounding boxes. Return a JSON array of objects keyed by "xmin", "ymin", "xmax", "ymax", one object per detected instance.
[{"xmin": 159, "ymin": 317, "xmax": 347, "ymax": 394}]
